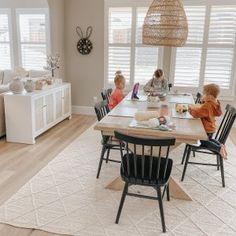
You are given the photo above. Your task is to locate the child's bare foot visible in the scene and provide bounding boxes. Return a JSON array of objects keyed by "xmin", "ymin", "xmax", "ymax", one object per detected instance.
[{"xmin": 220, "ymin": 144, "xmax": 228, "ymax": 160}]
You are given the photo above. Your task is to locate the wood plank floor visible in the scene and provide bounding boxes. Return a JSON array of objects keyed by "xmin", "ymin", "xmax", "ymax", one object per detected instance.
[{"xmin": 0, "ymin": 114, "xmax": 96, "ymax": 236}]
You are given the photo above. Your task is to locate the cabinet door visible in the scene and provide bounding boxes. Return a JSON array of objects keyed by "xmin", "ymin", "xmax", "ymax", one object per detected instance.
[
  {"xmin": 63, "ymin": 87, "xmax": 70, "ymax": 115},
  {"xmin": 55, "ymin": 90, "xmax": 63, "ymax": 119},
  {"xmin": 34, "ymin": 97, "xmax": 44, "ymax": 132},
  {"xmin": 45, "ymin": 93, "xmax": 54, "ymax": 125}
]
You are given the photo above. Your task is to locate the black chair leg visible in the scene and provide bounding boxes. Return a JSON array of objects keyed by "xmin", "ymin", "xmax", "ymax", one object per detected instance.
[
  {"xmin": 216, "ymin": 155, "xmax": 220, "ymax": 171},
  {"xmin": 105, "ymin": 148, "xmax": 110, "ymax": 163},
  {"xmin": 96, "ymin": 145, "xmax": 106, "ymax": 179},
  {"xmin": 181, "ymin": 146, "xmax": 191, "ymax": 181},
  {"xmin": 115, "ymin": 182, "xmax": 128, "ymax": 224},
  {"xmin": 193, "ymin": 151, "xmax": 196, "ymax": 157},
  {"xmin": 166, "ymin": 184, "xmax": 170, "ymax": 201},
  {"xmin": 157, "ymin": 187, "xmax": 166, "ymax": 233},
  {"xmin": 219, "ymin": 155, "xmax": 225, "ymax": 187},
  {"xmin": 181, "ymin": 145, "xmax": 188, "ymax": 164}
]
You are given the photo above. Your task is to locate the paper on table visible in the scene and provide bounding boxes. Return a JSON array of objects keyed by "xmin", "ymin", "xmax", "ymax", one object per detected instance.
[
  {"xmin": 129, "ymin": 119, "xmax": 172, "ymax": 131},
  {"xmin": 169, "ymin": 96, "xmax": 193, "ymax": 104},
  {"xmin": 108, "ymin": 107, "xmax": 138, "ymax": 117},
  {"xmin": 172, "ymin": 109, "xmax": 197, "ymax": 119}
]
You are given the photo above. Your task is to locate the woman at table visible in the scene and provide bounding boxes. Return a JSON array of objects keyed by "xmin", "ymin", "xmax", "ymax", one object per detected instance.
[{"xmin": 143, "ymin": 69, "xmax": 168, "ymax": 94}]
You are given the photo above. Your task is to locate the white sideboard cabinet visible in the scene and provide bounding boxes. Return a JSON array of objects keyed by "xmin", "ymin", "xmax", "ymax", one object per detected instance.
[{"xmin": 4, "ymin": 83, "xmax": 71, "ymax": 144}]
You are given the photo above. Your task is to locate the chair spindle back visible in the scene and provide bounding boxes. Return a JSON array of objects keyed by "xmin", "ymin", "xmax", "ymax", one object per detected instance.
[
  {"xmin": 215, "ymin": 104, "xmax": 236, "ymax": 144},
  {"xmin": 94, "ymin": 100, "xmax": 109, "ymax": 121},
  {"xmin": 195, "ymin": 92, "xmax": 202, "ymax": 104},
  {"xmin": 101, "ymin": 88, "xmax": 112, "ymax": 102},
  {"xmin": 114, "ymin": 131, "xmax": 176, "ymax": 183}
]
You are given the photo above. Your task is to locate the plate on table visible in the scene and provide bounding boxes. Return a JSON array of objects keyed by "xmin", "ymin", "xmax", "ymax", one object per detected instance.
[{"xmin": 172, "ymin": 108, "xmax": 196, "ymax": 119}]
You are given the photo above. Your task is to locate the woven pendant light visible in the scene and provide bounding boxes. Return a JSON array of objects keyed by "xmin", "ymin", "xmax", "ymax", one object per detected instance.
[{"xmin": 143, "ymin": 0, "xmax": 188, "ymax": 47}]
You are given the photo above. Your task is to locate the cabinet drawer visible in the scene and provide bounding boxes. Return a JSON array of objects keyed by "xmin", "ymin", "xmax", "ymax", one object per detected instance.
[
  {"xmin": 55, "ymin": 90, "xmax": 63, "ymax": 119},
  {"xmin": 63, "ymin": 87, "xmax": 70, "ymax": 115},
  {"xmin": 34, "ymin": 97, "xmax": 44, "ymax": 132},
  {"xmin": 45, "ymin": 93, "xmax": 54, "ymax": 125}
]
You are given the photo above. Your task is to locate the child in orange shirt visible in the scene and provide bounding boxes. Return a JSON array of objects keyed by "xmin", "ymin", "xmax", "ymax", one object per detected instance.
[
  {"xmin": 109, "ymin": 71, "xmax": 125, "ymax": 110},
  {"xmin": 188, "ymin": 83, "xmax": 222, "ymax": 138},
  {"xmin": 188, "ymin": 84, "xmax": 228, "ymax": 159}
]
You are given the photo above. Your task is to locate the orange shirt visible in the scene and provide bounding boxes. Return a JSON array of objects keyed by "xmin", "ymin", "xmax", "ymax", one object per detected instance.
[
  {"xmin": 108, "ymin": 88, "xmax": 124, "ymax": 110},
  {"xmin": 189, "ymin": 99, "xmax": 222, "ymax": 133}
]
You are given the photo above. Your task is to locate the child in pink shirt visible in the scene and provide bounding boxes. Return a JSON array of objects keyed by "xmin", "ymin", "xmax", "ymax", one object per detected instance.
[{"xmin": 109, "ymin": 71, "xmax": 125, "ymax": 110}]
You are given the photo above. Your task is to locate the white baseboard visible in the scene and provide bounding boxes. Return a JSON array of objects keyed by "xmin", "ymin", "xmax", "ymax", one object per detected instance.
[{"xmin": 72, "ymin": 105, "xmax": 95, "ymax": 116}]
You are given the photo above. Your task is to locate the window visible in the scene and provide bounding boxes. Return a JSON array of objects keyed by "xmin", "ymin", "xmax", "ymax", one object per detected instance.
[
  {"xmin": 0, "ymin": 9, "xmax": 12, "ymax": 69},
  {"xmin": 105, "ymin": 1, "xmax": 162, "ymax": 88},
  {"xmin": 16, "ymin": 9, "xmax": 50, "ymax": 70},
  {"xmin": 170, "ymin": 2, "xmax": 236, "ymax": 97}
]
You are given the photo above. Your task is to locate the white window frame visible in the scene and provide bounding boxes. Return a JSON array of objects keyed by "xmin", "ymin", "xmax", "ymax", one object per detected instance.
[
  {"xmin": 169, "ymin": 0, "xmax": 236, "ymax": 99},
  {"xmin": 16, "ymin": 8, "xmax": 51, "ymax": 70},
  {"xmin": 104, "ymin": 0, "xmax": 163, "ymax": 90},
  {"xmin": 0, "ymin": 8, "xmax": 14, "ymax": 70}
]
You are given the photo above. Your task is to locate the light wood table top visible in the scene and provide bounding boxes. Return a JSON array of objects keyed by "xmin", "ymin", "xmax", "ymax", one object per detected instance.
[{"xmin": 94, "ymin": 92, "xmax": 207, "ymax": 143}]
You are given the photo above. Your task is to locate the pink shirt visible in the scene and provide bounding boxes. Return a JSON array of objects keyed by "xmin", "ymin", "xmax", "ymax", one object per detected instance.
[{"xmin": 108, "ymin": 88, "xmax": 124, "ymax": 110}]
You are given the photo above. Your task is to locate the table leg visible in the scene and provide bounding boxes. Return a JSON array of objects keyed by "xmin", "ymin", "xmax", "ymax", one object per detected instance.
[
  {"xmin": 105, "ymin": 143, "xmax": 193, "ymax": 201},
  {"xmin": 105, "ymin": 176, "xmax": 123, "ymax": 191},
  {"xmin": 105, "ymin": 176, "xmax": 192, "ymax": 201},
  {"xmin": 169, "ymin": 177, "xmax": 192, "ymax": 201}
]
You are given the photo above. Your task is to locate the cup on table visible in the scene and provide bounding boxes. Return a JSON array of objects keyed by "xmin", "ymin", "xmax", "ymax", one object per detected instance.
[{"xmin": 160, "ymin": 104, "xmax": 169, "ymax": 116}]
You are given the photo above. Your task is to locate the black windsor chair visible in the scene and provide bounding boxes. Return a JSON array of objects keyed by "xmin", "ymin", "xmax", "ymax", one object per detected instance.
[
  {"xmin": 114, "ymin": 131, "xmax": 176, "ymax": 233},
  {"xmin": 181, "ymin": 104, "xmax": 236, "ymax": 187},
  {"xmin": 94, "ymin": 100, "xmax": 122, "ymax": 179},
  {"xmin": 195, "ymin": 92, "xmax": 202, "ymax": 104},
  {"xmin": 101, "ymin": 88, "xmax": 112, "ymax": 102}
]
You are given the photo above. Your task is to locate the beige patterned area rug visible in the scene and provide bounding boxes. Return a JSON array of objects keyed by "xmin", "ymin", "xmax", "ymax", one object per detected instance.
[{"xmin": 0, "ymin": 126, "xmax": 236, "ymax": 236}]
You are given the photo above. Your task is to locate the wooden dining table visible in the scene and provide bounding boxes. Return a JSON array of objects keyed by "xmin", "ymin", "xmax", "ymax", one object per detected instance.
[{"xmin": 94, "ymin": 91, "xmax": 207, "ymax": 201}]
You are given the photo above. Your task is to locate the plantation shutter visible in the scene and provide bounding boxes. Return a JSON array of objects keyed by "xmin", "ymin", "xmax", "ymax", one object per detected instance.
[
  {"xmin": 171, "ymin": 3, "xmax": 236, "ymax": 95},
  {"xmin": 0, "ymin": 13, "xmax": 11, "ymax": 69},
  {"xmin": 106, "ymin": 3, "xmax": 162, "ymax": 88},
  {"xmin": 204, "ymin": 6, "xmax": 236, "ymax": 90},
  {"xmin": 18, "ymin": 12, "xmax": 48, "ymax": 70},
  {"xmin": 173, "ymin": 6, "xmax": 206, "ymax": 88},
  {"xmin": 174, "ymin": 47, "xmax": 202, "ymax": 87},
  {"xmin": 134, "ymin": 7, "xmax": 159, "ymax": 85},
  {"xmin": 108, "ymin": 8, "xmax": 132, "ymax": 83}
]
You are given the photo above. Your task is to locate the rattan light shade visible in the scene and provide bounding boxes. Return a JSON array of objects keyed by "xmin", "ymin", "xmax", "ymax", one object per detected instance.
[{"xmin": 143, "ymin": 0, "xmax": 188, "ymax": 47}]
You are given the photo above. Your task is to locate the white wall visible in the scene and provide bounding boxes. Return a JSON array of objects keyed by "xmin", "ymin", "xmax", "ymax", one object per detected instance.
[
  {"xmin": 47, "ymin": 0, "xmax": 65, "ymax": 79},
  {"xmin": 0, "ymin": 0, "xmax": 48, "ymax": 8},
  {"xmin": 65, "ymin": 0, "xmax": 104, "ymax": 110}
]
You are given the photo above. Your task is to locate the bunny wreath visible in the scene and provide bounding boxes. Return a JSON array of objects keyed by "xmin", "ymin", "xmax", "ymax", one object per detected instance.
[{"xmin": 76, "ymin": 26, "xmax": 93, "ymax": 55}]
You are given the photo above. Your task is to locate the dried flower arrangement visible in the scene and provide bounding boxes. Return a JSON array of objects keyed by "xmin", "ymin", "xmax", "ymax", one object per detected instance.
[{"xmin": 44, "ymin": 54, "xmax": 60, "ymax": 77}]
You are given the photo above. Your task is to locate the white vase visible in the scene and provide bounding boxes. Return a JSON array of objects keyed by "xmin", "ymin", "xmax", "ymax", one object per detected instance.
[
  {"xmin": 9, "ymin": 78, "xmax": 24, "ymax": 94},
  {"xmin": 24, "ymin": 79, "xmax": 34, "ymax": 93}
]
